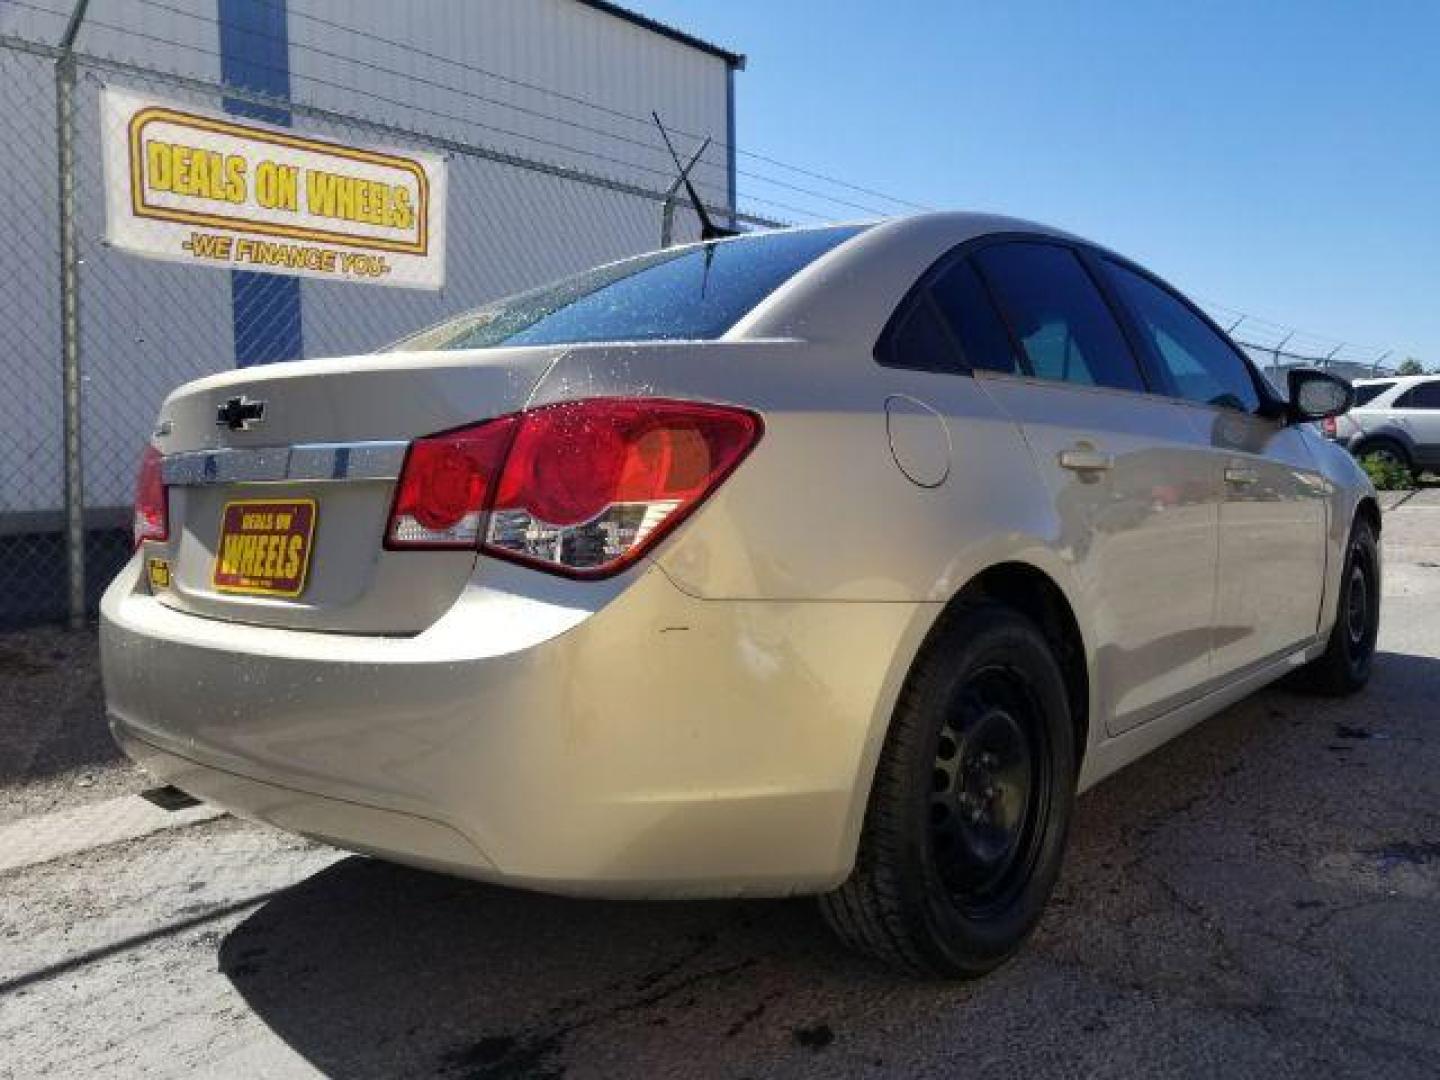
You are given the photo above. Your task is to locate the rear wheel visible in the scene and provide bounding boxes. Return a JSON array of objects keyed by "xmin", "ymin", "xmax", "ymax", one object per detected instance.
[
  {"xmin": 820, "ymin": 604, "xmax": 1075, "ymax": 977},
  {"xmin": 1292, "ymin": 516, "xmax": 1380, "ymax": 695}
]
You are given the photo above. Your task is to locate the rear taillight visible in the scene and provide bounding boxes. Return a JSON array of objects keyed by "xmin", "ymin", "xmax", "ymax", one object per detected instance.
[
  {"xmin": 385, "ymin": 398, "xmax": 762, "ymax": 577},
  {"xmin": 1320, "ymin": 416, "xmax": 1338, "ymax": 438},
  {"xmin": 133, "ymin": 444, "xmax": 168, "ymax": 547},
  {"xmin": 386, "ymin": 417, "xmax": 519, "ymax": 547}
]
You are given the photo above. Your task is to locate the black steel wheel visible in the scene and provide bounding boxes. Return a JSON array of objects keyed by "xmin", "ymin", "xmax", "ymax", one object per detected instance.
[
  {"xmin": 821, "ymin": 603, "xmax": 1075, "ymax": 977},
  {"xmin": 1293, "ymin": 515, "xmax": 1380, "ymax": 695},
  {"xmin": 928, "ymin": 667, "xmax": 1052, "ymax": 917}
]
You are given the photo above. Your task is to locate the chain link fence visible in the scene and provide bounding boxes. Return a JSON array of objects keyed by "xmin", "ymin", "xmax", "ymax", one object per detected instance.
[
  {"xmin": 0, "ymin": 26, "xmax": 778, "ymax": 629},
  {"xmin": 0, "ymin": 41, "xmax": 69, "ymax": 627},
  {"xmin": 0, "ymin": 11, "xmax": 1404, "ymax": 631},
  {"xmin": 1235, "ymin": 339, "xmax": 1399, "ymax": 388}
]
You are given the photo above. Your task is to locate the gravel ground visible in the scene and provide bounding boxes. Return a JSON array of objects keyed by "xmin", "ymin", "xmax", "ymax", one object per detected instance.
[
  {"xmin": 1, "ymin": 493, "xmax": 1437, "ymax": 1078},
  {"xmin": 0, "ymin": 625, "xmax": 139, "ymax": 825}
]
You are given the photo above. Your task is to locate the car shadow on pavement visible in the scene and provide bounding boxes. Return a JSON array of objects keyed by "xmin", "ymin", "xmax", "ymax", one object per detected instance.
[
  {"xmin": 219, "ymin": 859, "xmax": 868, "ymax": 1078},
  {"xmin": 219, "ymin": 650, "xmax": 1440, "ymax": 1079}
]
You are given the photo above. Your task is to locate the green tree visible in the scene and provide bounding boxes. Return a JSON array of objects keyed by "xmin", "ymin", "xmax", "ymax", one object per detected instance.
[{"xmin": 1396, "ymin": 357, "xmax": 1425, "ymax": 376}]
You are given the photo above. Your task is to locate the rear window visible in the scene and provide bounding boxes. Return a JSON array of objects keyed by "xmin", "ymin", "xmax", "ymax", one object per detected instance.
[
  {"xmin": 395, "ymin": 226, "xmax": 866, "ymax": 351},
  {"xmin": 1353, "ymin": 381, "xmax": 1395, "ymax": 407}
]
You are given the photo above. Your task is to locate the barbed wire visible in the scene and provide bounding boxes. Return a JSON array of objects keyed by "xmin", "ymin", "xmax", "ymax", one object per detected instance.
[
  {"xmin": 4, "ymin": 0, "xmax": 917, "ymax": 221},
  {"xmin": 0, "ymin": 4, "xmax": 1405, "ymax": 369},
  {"xmin": 1199, "ymin": 295, "xmax": 1395, "ymax": 369},
  {"xmin": 256, "ymin": 0, "xmax": 934, "ymax": 213},
  {"xmin": 127, "ymin": 0, "xmax": 904, "ymax": 219}
]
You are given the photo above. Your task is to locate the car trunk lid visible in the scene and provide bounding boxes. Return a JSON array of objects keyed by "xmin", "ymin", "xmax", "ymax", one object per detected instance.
[{"xmin": 147, "ymin": 347, "xmax": 562, "ymax": 634}]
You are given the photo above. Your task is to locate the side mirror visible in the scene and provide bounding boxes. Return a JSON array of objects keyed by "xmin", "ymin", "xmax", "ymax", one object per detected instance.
[{"xmin": 1286, "ymin": 368, "xmax": 1354, "ymax": 424}]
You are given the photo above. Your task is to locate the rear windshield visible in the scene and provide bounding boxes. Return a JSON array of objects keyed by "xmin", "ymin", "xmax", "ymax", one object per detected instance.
[
  {"xmin": 1352, "ymin": 381, "xmax": 1395, "ymax": 407},
  {"xmin": 395, "ymin": 226, "xmax": 866, "ymax": 352}
]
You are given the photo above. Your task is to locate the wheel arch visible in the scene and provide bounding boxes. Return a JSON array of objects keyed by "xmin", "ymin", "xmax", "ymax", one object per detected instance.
[
  {"xmin": 943, "ymin": 562, "xmax": 1091, "ymax": 775},
  {"xmin": 1352, "ymin": 429, "xmax": 1415, "ymax": 465},
  {"xmin": 1355, "ymin": 494, "xmax": 1381, "ymax": 538},
  {"xmin": 838, "ymin": 553, "xmax": 1094, "ymax": 879}
]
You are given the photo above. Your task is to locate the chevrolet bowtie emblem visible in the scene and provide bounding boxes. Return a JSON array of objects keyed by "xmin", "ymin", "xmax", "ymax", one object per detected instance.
[{"xmin": 216, "ymin": 395, "xmax": 266, "ymax": 431}]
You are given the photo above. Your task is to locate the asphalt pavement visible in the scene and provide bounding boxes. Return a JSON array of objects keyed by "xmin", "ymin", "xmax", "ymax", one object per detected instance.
[{"xmin": 2, "ymin": 490, "xmax": 1438, "ymax": 1079}]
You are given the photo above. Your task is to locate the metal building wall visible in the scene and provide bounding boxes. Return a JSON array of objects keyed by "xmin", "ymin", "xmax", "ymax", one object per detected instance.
[
  {"xmin": 0, "ymin": 0, "xmax": 736, "ymax": 516},
  {"xmin": 287, "ymin": 0, "xmax": 736, "ymax": 358},
  {"xmin": 1, "ymin": 0, "xmax": 233, "ymax": 524}
]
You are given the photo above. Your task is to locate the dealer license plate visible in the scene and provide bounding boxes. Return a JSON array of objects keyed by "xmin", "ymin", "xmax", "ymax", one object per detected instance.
[{"xmin": 212, "ymin": 499, "xmax": 316, "ymax": 598}]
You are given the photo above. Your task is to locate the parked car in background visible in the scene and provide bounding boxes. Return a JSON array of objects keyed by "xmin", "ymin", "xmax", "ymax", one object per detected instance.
[
  {"xmin": 1324, "ymin": 374, "xmax": 1440, "ymax": 478},
  {"xmin": 102, "ymin": 214, "xmax": 1379, "ymax": 978}
]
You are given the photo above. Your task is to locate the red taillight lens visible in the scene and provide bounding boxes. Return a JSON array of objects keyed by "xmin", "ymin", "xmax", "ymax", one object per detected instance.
[
  {"xmin": 386, "ymin": 416, "xmax": 518, "ymax": 548},
  {"xmin": 385, "ymin": 398, "xmax": 762, "ymax": 576},
  {"xmin": 487, "ymin": 398, "xmax": 761, "ymax": 576},
  {"xmin": 133, "ymin": 444, "xmax": 168, "ymax": 548},
  {"xmin": 1320, "ymin": 416, "xmax": 1338, "ymax": 438}
]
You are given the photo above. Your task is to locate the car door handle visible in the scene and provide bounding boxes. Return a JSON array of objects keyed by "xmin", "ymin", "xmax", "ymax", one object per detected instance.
[
  {"xmin": 1225, "ymin": 466, "xmax": 1259, "ymax": 486},
  {"xmin": 1058, "ymin": 448, "xmax": 1113, "ymax": 473}
]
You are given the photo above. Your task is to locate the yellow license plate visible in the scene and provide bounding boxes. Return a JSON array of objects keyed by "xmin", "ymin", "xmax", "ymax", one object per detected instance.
[{"xmin": 212, "ymin": 498, "xmax": 316, "ymax": 598}]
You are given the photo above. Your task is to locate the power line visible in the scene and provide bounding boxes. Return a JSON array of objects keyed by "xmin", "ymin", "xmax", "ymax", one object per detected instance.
[
  {"xmin": 137, "ymin": 0, "xmax": 930, "ymax": 216},
  {"xmin": 24, "ymin": 1, "xmax": 1392, "ymax": 360},
  {"xmin": 267, "ymin": 0, "xmax": 933, "ymax": 211},
  {"xmin": 130, "ymin": 0, "xmax": 859, "ymax": 211},
  {"xmin": 5, "ymin": 1, "xmax": 836, "ymax": 223}
]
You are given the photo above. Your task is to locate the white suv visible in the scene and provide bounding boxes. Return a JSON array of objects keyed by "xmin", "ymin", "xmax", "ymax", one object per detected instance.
[{"xmin": 1327, "ymin": 374, "xmax": 1440, "ymax": 477}]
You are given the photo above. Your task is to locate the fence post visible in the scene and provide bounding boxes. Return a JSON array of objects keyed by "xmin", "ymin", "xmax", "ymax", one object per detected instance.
[
  {"xmin": 55, "ymin": 0, "xmax": 91, "ymax": 630},
  {"xmin": 1270, "ymin": 331, "xmax": 1294, "ymax": 376}
]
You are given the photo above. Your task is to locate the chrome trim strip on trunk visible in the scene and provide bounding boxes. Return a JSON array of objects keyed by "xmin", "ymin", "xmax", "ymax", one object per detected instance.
[{"xmin": 161, "ymin": 441, "xmax": 408, "ymax": 487}]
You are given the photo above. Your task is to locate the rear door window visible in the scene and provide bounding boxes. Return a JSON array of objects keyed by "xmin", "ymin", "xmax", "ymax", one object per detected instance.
[
  {"xmin": 929, "ymin": 259, "xmax": 1020, "ymax": 374},
  {"xmin": 1396, "ymin": 381, "xmax": 1440, "ymax": 408},
  {"xmin": 973, "ymin": 243, "xmax": 1146, "ymax": 393},
  {"xmin": 1102, "ymin": 260, "xmax": 1261, "ymax": 413},
  {"xmin": 880, "ymin": 294, "xmax": 963, "ymax": 373},
  {"xmin": 1352, "ymin": 381, "xmax": 1396, "ymax": 407}
]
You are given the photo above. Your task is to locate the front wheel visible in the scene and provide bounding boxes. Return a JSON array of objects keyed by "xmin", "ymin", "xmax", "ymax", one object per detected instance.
[
  {"xmin": 1292, "ymin": 516, "xmax": 1381, "ymax": 696},
  {"xmin": 820, "ymin": 604, "xmax": 1075, "ymax": 977}
]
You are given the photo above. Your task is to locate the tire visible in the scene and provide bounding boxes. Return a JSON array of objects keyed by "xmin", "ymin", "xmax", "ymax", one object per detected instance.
[
  {"xmin": 1356, "ymin": 438, "xmax": 1413, "ymax": 478},
  {"xmin": 820, "ymin": 603, "xmax": 1075, "ymax": 978},
  {"xmin": 1292, "ymin": 516, "xmax": 1381, "ymax": 696}
]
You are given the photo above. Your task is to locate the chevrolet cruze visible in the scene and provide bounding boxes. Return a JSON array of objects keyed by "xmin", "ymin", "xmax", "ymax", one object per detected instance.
[{"xmin": 102, "ymin": 213, "xmax": 1379, "ymax": 976}]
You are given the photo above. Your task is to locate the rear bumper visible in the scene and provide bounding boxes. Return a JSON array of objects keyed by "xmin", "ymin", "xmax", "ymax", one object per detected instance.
[{"xmin": 101, "ymin": 555, "xmax": 931, "ymax": 897}]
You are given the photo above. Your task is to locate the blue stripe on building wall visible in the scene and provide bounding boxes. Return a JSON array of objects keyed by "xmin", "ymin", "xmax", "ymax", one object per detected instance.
[{"xmin": 218, "ymin": 0, "xmax": 303, "ymax": 366}]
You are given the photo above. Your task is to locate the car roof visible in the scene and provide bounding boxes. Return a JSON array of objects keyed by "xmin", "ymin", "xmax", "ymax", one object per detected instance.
[{"xmin": 731, "ymin": 211, "xmax": 1084, "ymax": 344}]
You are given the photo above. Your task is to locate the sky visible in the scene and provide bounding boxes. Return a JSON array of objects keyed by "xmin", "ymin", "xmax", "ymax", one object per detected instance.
[{"xmin": 642, "ymin": 0, "xmax": 1440, "ymax": 367}]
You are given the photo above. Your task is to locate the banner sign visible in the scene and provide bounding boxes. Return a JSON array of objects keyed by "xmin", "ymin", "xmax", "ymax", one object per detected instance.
[{"xmin": 101, "ymin": 87, "xmax": 446, "ymax": 289}]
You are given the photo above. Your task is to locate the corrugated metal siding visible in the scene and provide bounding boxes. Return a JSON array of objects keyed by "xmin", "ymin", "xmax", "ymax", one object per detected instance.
[
  {"xmin": 0, "ymin": 0, "xmax": 223, "ymax": 80},
  {"xmin": 287, "ymin": 0, "xmax": 734, "ymax": 360},
  {"xmin": 0, "ymin": 0, "xmax": 734, "ymax": 515},
  {"xmin": 1, "ymin": 0, "xmax": 231, "ymax": 515},
  {"xmin": 0, "ymin": 42, "xmax": 63, "ymax": 525},
  {"xmin": 286, "ymin": 0, "xmax": 731, "ymax": 211}
]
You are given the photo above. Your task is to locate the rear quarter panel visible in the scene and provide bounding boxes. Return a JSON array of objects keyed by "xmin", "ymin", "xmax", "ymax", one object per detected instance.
[
  {"xmin": 528, "ymin": 340, "xmax": 1078, "ymax": 608},
  {"xmin": 528, "ymin": 334, "xmax": 1104, "ymax": 865}
]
